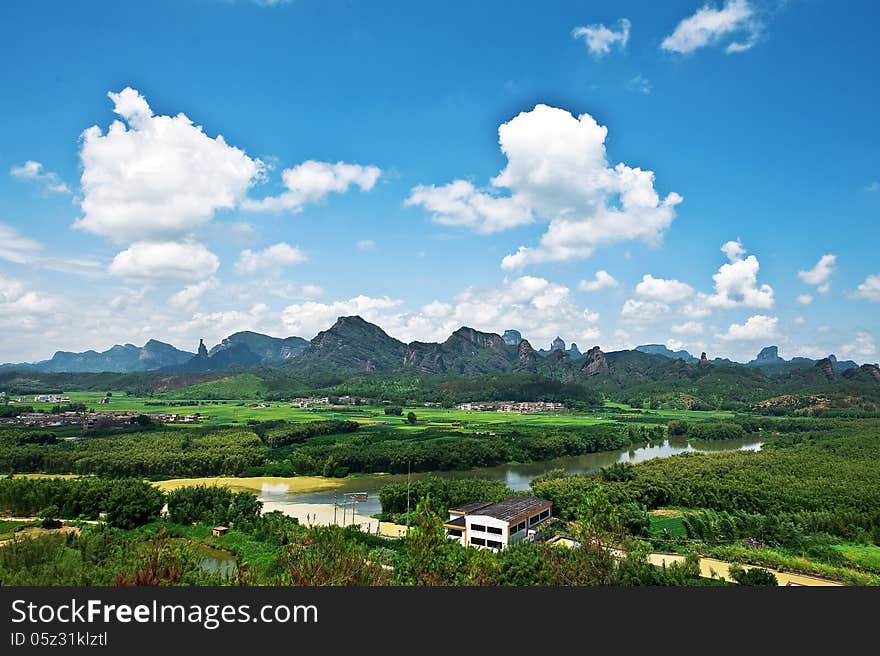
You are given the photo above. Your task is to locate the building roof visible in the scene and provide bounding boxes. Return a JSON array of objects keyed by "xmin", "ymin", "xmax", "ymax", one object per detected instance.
[
  {"xmin": 443, "ymin": 515, "xmax": 466, "ymax": 528},
  {"xmin": 468, "ymin": 497, "xmax": 551, "ymax": 522},
  {"xmin": 449, "ymin": 501, "xmax": 494, "ymax": 515}
]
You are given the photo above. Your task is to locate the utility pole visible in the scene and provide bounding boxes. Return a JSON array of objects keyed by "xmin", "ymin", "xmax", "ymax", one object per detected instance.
[{"xmin": 333, "ymin": 493, "xmax": 338, "ymax": 526}]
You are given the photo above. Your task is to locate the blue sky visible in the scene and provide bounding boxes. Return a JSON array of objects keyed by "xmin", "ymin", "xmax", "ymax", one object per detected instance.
[{"xmin": 0, "ymin": 0, "xmax": 877, "ymax": 363}]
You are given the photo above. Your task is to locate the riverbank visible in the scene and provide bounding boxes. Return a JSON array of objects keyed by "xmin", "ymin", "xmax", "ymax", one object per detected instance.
[{"xmin": 153, "ymin": 475, "xmax": 345, "ymax": 494}]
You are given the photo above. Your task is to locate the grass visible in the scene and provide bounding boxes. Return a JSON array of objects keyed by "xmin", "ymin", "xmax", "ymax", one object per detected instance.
[
  {"xmin": 0, "ymin": 520, "xmax": 28, "ymax": 540},
  {"xmin": 648, "ymin": 509, "xmax": 688, "ymax": 539},
  {"xmin": 833, "ymin": 544, "xmax": 880, "ymax": 572}
]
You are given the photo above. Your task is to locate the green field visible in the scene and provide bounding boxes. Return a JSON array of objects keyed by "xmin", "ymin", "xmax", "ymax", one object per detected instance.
[{"xmin": 20, "ymin": 393, "xmax": 737, "ymax": 429}]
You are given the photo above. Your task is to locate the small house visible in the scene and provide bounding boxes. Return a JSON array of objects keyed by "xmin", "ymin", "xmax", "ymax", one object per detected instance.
[{"xmin": 212, "ymin": 526, "xmax": 229, "ymax": 537}]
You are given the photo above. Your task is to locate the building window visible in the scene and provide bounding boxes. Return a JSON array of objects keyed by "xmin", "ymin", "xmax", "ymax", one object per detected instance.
[
  {"xmin": 512, "ymin": 521, "xmax": 525, "ymax": 533},
  {"xmin": 486, "ymin": 540, "xmax": 502, "ymax": 549},
  {"xmin": 448, "ymin": 529, "xmax": 462, "ymax": 537},
  {"xmin": 540, "ymin": 509, "xmax": 550, "ymax": 520},
  {"xmin": 486, "ymin": 526, "xmax": 502, "ymax": 535},
  {"xmin": 471, "ymin": 524, "xmax": 486, "ymax": 532},
  {"xmin": 470, "ymin": 537, "xmax": 485, "ymax": 546},
  {"xmin": 529, "ymin": 514, "xmax": 541, "ymax": 525}
]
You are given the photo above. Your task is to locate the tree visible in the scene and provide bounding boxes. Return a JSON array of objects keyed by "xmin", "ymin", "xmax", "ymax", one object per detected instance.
[
  {"xmin": 384, "ymin": 407, "xmax": 403, "ymax": 416},
  {"xmin": 406, "ymin": 411, "xmax": 417, "ymax": 425},
  {"xmin": 728, "ymin": 564, "xmax": 778, "ymax": 586},
  {"xmin": 104, "ymin": 480, "xmax": 165, "ymax": 529}
]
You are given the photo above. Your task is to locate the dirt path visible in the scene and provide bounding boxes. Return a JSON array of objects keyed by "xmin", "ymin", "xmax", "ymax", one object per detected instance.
[{"xmin": 646, "ymin": 552, "xmax": 844, "ymax": 587}]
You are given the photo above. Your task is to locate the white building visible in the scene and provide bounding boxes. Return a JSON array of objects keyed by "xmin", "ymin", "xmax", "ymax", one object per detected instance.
[{"xmin": 443, "ymin": 497, "xmax": 553, "ymax": 551}]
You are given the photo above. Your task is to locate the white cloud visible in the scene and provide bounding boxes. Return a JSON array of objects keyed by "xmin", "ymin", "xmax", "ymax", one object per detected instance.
[
  {"xmin": 672, "ymin": 321, "xmax": 703, "ymax": 335},
  {"xmin": 620, "ymin": 299, "xmax": 671, "ymax": 324},
  {"xmin": 865, "ymin": 181, "xmax": 880, "ymax": 192},
  {"xmin": 635, "ymin": 274, "xmax": 694, "ymax": 302},
  {"xmin": 720, "ymin": 239, "xmax": 746, "ymax": 262},
  {"xmin": 841, "ymin": 332, "xmax": 877, "ymax": 361},
  {"xmin": 0, "ymin": 223, "xmax": 42, "ymax": 264},
  {"xmin": 76, "ymin": 87, "xmax": 264, "ymax": 242},
  {"xmin": 405, "ymin": 179, "xmax": 533, "ymax": 234},
  {"xmin": 243, "ymin": 160, "xmax": 381, "ymax": 213},
  {"xmin": 579, "ymin": 270, "xmax": 618, "ymax": 292},
  {"xmin": 280, "ymin": 275, "xmax": 601, "ymax": 346},
  {"xmin": 666, "ymin": 338, "xmax": 686, "ymax": 352},
  {"xmin": 717, "ymin": 314, "xmax": 778, "ymax": 341},
  {"xmin": 0, "ymin": 274, "xmax": 58, "ymax": 337},
  {"xmin": 281, "ymin": 295, "xmax": 403, "ymax": 339},
  {"xmin": 796, "ymin": 294, "xmax": 813, "ymax": 305},
  {"xmin": 705, "ymin": 244, "xmax": 774, "ymax": 310},
  {"xmin": 108, "ymin": 241, "xmax": 219, "ymax": 283},
  {"xmin": 169, "ymin": 278, "xmax": 219, "ymax": 308},
  {"xmin": 408, "ymin": 105, "xmax": 681, "ymax": 265},
  {"xmin": 794, "ymin": 316, "xmax": 806, "ymax": 325},
  {"xmin": 356, "ymin": 239, "xmax": 376, "ymax": 250},
  {"xmin": 661, "ymin": 0, "xmax": 762, "ymax": 55},
  {"xmin": 626, "ymin": 74, "xmax": 652, "ymax": 95},
  {"xmin": 410, "ymin": 105, "xmax": 682, "ymax": 269},
  {"xmin": 798, "ymin": 254, "xmax": 836, "ymax": 292},
  {"xmin": 10, "ymin": 160, "xmax": 70, "ymax": 194},
  {"xmin": 234, "ymin": 242, "xmax": 307, "ymax": 275},
  {"xmin": 572, "ymin": 18, "xmax": 631, "ymax": 57},
  {"xmin": 854, "ymin": 274, "xmax": 880, "ymax": 302}
]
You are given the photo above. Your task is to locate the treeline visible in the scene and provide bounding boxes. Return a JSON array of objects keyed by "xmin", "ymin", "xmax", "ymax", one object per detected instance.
[
  {"xmin": 271, "ymin": 424, "xmax": 632, "ymax": 477},
  {"xmin": 0, "ymin": 428, "xmax": 266, "ymax": 477},
  {"xmin": 248, "ymin": 419, "xmax": 359, "ymax": 448},
  {"xmin": 316, "ymin": 373, "xmax": 604, "ymax": 407},
  {"xmin": 378, "ymin": 478, "xmax": 514, "ymax": 515},
  {"xmin": 533, "ymin": 421, "xmax": 880, "ymax": 524},
  {"xmin": 166, "ymin": 485, "xmax": 262, "ymax": 525},
  {"xmin": 0, "ymin": 477, "xmax": 164, "ymax": 529}
]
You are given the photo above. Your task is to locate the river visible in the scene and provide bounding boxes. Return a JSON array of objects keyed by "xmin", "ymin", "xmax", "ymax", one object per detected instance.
[{"xmin": 258, "ymin": 436, "xmax": 763, "ymax": 528}]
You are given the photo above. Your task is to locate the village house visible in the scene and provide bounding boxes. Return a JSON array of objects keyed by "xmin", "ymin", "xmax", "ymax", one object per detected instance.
[{"xmin": 443, "ymin": 497, "xmax": 553, "ymax": 551}]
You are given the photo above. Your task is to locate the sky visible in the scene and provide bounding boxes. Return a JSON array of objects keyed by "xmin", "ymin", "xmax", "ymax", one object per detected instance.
[{"xmin": 0, "ymin": 0, "xmax": 878, "ymax": 364}]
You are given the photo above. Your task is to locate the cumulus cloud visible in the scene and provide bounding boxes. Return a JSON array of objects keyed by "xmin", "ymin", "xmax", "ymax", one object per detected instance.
[
  {"xmin": 407, "ymin": 105, "xmax": 681, "ymax": 269},
  {"xmin": 798, "ymin": 254, "xmax": 836, "ymax": 293},
  {"xmin": 10, "ymin": 160, "xmax": 70, "ymax": 194},
  {"xmin": 572, "ymin": 18, "xmax": 631, "ymax": 57},
  {"xmin": 405, "ymin": 180, "xmax": 533, "ymax": 234},
  {"xmin": 661, "ymin": 0, "xmax": 762, "ymax": 54},
  {"xmin": 620, "ymin": 298, "xmax": 671, "ymax": 325},
  {"xmin": 108, "ymin": 241, "xmax": 219, "ymax": 283},
  {"xmin": 840, "ymin": 331, "xmax": 877, "ymax": 361},
  {"xmin": 0, "ymin": 223, "xmax": 42, "ymax": 264},
  {"xmin": 243, "ymin": 161, "xmax": 381, "ymax": 213},
  {"xmin": 796, "ymin": 294, "xmax": 813, "ymax": 305},
  {"xmin": 169, "ymin": 278, "xmax": 219, "ymax": 308},
  {"xmin": 579, "ymin": 270, "xmax": 618, "ymax": 292},
  {"xmin": 281, "ymin": 275, "xmax": 601, "ymax": 346},
  {"xmin": 854, "ymin": 274, "xmax": 880, "ymax": 302},
  {"xmin": 75, "ymin": 87, "xmax": 264, "ymax": 242},
  {"xmin": 0, "ymin": 274, "xmax": 58, "ymax": 335},
  {"xmin": 356, "ymin": 239, "xmax": 376, "ymax": 250},
  {"xmin": 704, "ymin": 241, "xmax": 774, "ymax": 310},
  {"xmin": 234, "ymin": 242, "xmax": 307, "ymax": 275},
  {"xmin": 717, "ymin": 314, "xmax": 778, "ymax": 341},
  {"xmin": 635, "ymin": 274, "xmax": 694, "ymax": 303},
  {"xmin": 672, "ymin": 321, "xmax": 703, "ymax": 334}
]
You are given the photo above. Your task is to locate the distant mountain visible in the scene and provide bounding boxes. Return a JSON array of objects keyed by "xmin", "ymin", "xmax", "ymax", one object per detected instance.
[
  {"xmin": 635, "ymin": 344, "xmax": 698, "ymax": 364},
  {"xmin": 0, "ymin": 340, "xmax": 194, "ymax": 373},
  {"xmin": 172, "ymin": 331, "xmax": 311, "ymax": 373},
  {"xmin": 296, "ymin": 315, "xmax": 407, "ymax": 374},
  {"xmin": 745, "ymin": 346, "xmax": 857, "ymax": 375}
]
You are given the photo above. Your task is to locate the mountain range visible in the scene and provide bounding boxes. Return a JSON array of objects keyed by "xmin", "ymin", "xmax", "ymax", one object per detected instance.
[{"xmin": 1, "ymin": 317, "xmax": 876, "ymax": 386}]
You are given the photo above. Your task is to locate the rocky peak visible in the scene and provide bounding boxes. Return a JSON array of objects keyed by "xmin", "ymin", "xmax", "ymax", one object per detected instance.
[
  {"xmin": 444, "ymin": 327, "xmax": 507, "ymax": 353},
  {"xmin": 502, "ymin": 329, "xmax": 523, "ymax": 346},
  {"xmin": 569, "ymin": 342, "xmax": 581, "ymax": 357},
  {"xmin": 815, "ymin": 357, "xmax": 836, "ymax": 381},
  {"xmin": 581, "ymin": 346, "xmax": 609, "ymax": 376},
  {"xmin": 755, "ymin": 346, "xmax": 782, "ymax": 362},
  {"xmin": 699, "ymin": 352, "xmax": 710, "ymax": 367},
  {"xmin": 197, "ymin": 339, "xmax": 208, "ymax": 358},
  {"xmin": 551, "ymin": 336, "xmax": 566, "ymax": 351},
  {"xmin": 861, "ymin": 363, "xmax": 880, "ymax": 383}
]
